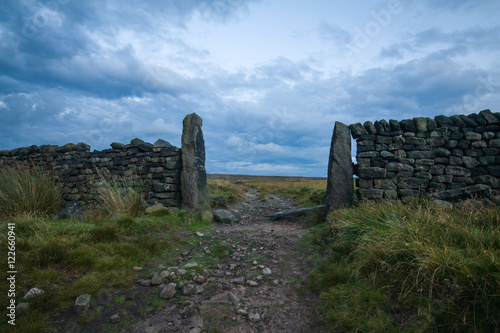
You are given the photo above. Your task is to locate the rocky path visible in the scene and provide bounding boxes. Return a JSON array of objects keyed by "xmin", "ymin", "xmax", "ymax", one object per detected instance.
[{"xmin": 129, "ymin": 187, "xmax": 325, "ymax": 333}]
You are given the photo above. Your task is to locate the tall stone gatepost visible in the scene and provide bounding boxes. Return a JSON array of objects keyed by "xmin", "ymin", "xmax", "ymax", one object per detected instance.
[
  {"xmin": 181, "ymin": 113, "xmax": 213, "ymax": 221},
  {"xmin": 325, "ymin": 121, "xmax": 354, "ymax": 212}
]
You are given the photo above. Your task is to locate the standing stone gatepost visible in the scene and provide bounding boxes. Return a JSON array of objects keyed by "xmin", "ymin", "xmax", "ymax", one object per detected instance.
[
  {"xmin": 181, "ymin": 113, "xmax": 213, "ymax": 221},
  {"xmin": 325, "ymin": 121, "xmax": 354, "ymax": 212}
]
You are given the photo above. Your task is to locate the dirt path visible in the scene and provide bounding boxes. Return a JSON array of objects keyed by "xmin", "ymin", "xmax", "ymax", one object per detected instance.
[{"xmin": 129, "ymin": 187, "xmax": 325, "ymax": 333}]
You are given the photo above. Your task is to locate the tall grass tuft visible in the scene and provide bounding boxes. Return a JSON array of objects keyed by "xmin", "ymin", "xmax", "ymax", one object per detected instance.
[
  {"xmin": 95, "ymin": 170, "xmax": 144, "ymax": 218},
  {"xmin": 0, "ymin": 163, "xmax": 61, "ymax": 218},
  {"xmin": 310, "ymin": 199, "xmax": 500, "ymax": 332}
]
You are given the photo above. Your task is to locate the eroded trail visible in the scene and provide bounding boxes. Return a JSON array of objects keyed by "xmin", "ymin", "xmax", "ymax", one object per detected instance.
[{"xmin": 130, "ymin": 187, "xmax": 324, "ymax": 333}]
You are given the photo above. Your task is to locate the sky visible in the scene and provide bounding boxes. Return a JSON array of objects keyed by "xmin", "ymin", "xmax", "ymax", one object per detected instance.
[{"xmin": 1, "ymin": 0, "xmax": 500, "ymax": 177}]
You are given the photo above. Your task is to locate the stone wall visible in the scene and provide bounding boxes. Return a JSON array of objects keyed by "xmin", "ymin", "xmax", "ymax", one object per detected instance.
[
  {"xmin": 349, "ymin": 109, "xmax": 500, "ymax": 201},
  {"xmin": 0, "ymin": 138, "xmax": 182, "ymax": 208}
]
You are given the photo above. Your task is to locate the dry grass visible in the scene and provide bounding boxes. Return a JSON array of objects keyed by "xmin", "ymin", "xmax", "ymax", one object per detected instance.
[
  {"xmin": 207, "ymin": 179, "xmax": 246, "ymax": 204},
  {"xmin": 308, "ymin": 198, "xmax": 500, "ymax": 332},
  {"xmin": 0, "ymin": 163, "xmax": 61, "ymax": 218},
  {"xmin": 95, "ymin": 170, "xmax": 144, "ymax": 218}
]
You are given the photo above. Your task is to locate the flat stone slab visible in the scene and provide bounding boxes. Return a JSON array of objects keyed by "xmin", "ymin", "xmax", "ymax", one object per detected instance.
[
  {"xmin": 271, "ymin": 205, "xmax": 325, "ymax": 220},
  {"xmin": 428, "ymin": 184, "xmax": 492, "ymax": 201}
]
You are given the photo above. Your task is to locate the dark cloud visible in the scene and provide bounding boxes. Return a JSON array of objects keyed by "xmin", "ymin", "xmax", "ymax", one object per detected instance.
[{"xmin": 0, "ymin": 1, "xmax": 499, "ymax": 176}]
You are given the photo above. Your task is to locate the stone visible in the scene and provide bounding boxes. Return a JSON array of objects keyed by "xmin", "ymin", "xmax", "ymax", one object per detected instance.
[
  {"xmin": 160, "ymin": 284, "xmax": 176, "ymax": 299},
  {"xmin": 130, "ymin": 138, "xmax": 145, "ymax": 148},
  {"xmin": 74, "ymin": 294, "xmax": 91, "ymax": 314},
  {"xmin": 181, "ymin": 113, "xmax": 212, "ymax": 221},
  {"xmin": 249, "ymin": 313, "xmax": 261, "ymax": 323},
  {"xmin": 450, "ymin": 115, "xmax": 466, "ymax": 128},
  {"xmin": 194, "ymin": 275, "xmax": 206, "ymax": 284},
  {"xmin": 139, "ymin": 279, "xmax": 151, "ymax": 286},
  {"xmin": 445, "ymin": 166, "xmax": 471, "ymax": 177},
  {"xmin": 461, "ymin": 156, "xmax": 480, "ymax": 169},
  {"xmin": 489, "ymin": 139, "xmax": 500, "ymax": 148},
  {"xmin": 397, "ymin": 177, "xmax": 429, "ymax": 190},
  {"xmin": 477, "ymin": 175, "xmax": 499, "ymax": 189},
  {"xmin": 434, "ymin": 147, "xmax": 451, "ymax": 157},
  {"xmin": 482, "ymin": 132, "xmax": 496, "ymax": 140},
  {"xmin": 429, "ymin": 164, "xmax": 445, "ymax": 175},
  {"xmin": 15, "ymin": 303, "xmax": 31, "ymax": 315},
  {"xmin": 413, "ymin": 117, "xmax": 428, "ymax": 132},
  {"xmin": 213, "ymin": 209, "xmax": 241, "ymax": 226},
  {"xmin": 230, "ymin": 277, "xmax": 246, "ymax": 285},
  {"xmin": 182, "ymin": 284, "xmax": 198, "ymax": 296},
  {"xmin": 426, "ymin": 137, "xmax": 445, "ymax": 146},
  {"xmin": 154, "ymin": 139, "xmax": 173, "ymax": 148},
  {"xmin": 459, "ymin": 115, "xmax": 478, "ymax": 127},
  {"xmin": 479, "ymin": 109, "xmax": 498, "ymax": 124},
  {"xmin": 374, "ymin": 179, "xmax": 396, "ymax": 190},
  {"xmin": 427, "ymin": 118, "xmax": 438, "ymax": 131},
  {"xmin": 110, "ymin": 314, "xmax": 121, "ymax": 323},
  {"xmin": 435, "ymin": 115, "xmax": 453, "ymax": 128},
  {"xmin": 184, "ymin": 262, "xmax": 198, "ymax": 268},
  {"xmin": 487, "ymin": 165, "xmax": 500, "ymax": 177},
  {"xmin": 210, "ymin": 195, "xmax": 227, "ymax": 209},
  {"xmin": 400, "ymin": 119, "xmax": 416, "ymax": 132},
  {"xmin": 53, "ymin": 201, "xmax": 83, "ymax": 220},
  {"xmin": 429, "ymin": 184, "xmax": 492, "ymax": 201},
  {"xmin": 110, "ymin": 142, "xmax": 125, "ymax": 150},
  {"xmin": 349, "ymin": 123, "xmax": 368, "ymax": 138},
  {"xmin": 389, "ymin": 119, "xmax": 401, "ymax": 131},
  {"xmin": 358, "ymin": 189, "xmax": 384, "ymax": 199},
  {"xmin": 24, "ymin": 288, "xmax": 44, "ymax": 299},
  {"xmin": 455, "ymin": 199, "xmax": 484, "ymax": 210},
  {"xmin": 151, "ymin": 273, "xmax": 164, "ymax": 285},
  {"xmin": 465, "ymin": 132, "xmax": 482, "ymax": 141},
  {"xmin": 145, "ymin": 203, "xmax": 172, "ymax": 215},
  {"xmin": 358, "ymin": 167, "xmax": 386, "ymax": 179},
  {"xmin": 262, "ymin": 267, "xmax": 272, "ymax": 275},
  {"xmin": 407, "ymin": 150, "xmax": 435, "ymax": 159},
  {"xmin": 428, "ymin": 182, "xmax": 447, "ymax": 192},
  {"xmin": 430, "ymin": 200, "xmax": 453, "ymax": 209},
  {"xmin": 405, "ymin": 137, "xmax": 426, "ymax": 145},
  {"xmin": 138, "ymin": 142, "xmax": 153, "ymax": 152},
  {"xmin": 363, "ymin": 121, "xmax": 377, "ymax": 134},
  {"xmin": 325, "ymin": 121, "xmax": 354, "ymax": 212},
  {"xmin": 133, "ymin": 266, "xmax": 143, "ymax": 271},
  {"xmin": 386, "ymin": 162, "xmax": 413, "ymax": 172}
]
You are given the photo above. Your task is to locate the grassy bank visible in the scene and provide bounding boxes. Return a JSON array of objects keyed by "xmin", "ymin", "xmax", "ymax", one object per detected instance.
[
  {"xmin": 0, "ymin": 164, "xmax": 211, "ymax": 332},
  {"xmin": 307, "ymin": 199, "xmax": 500, "ymax": 332}
]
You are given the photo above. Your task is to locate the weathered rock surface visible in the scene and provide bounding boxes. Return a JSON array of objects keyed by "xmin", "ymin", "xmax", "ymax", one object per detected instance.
[
  {"xmin": 181, "ymin": 113, "xmax": 213, "ymax": 221},
  {"xmin": 74, "ymin": 294, "xmax": 91, "ymax": 314},
  {"xmin": 429, "ymin": 184, "xmax": 492, "ymax": 201},
  {"xmin": 326, "ymin": 121, "xmax": 354, "ymax": 212},
  {"xmin": 213, "ymin": 209, "xmax": 241, "ymax": 225},
  {"xmin": 53, "ymin": 201, "xmax": 83, "ymax": 220}
]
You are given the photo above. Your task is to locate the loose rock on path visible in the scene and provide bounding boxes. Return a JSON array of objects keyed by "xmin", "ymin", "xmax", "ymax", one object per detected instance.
[{"xmin": 130, "ymin": 186, "xmax": 325, "ymax": 333}]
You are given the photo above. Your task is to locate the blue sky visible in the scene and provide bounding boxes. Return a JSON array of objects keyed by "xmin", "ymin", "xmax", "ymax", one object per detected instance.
[{"xmin": 1, "ymin": 0, "xmax": 499, "ymax": 176}]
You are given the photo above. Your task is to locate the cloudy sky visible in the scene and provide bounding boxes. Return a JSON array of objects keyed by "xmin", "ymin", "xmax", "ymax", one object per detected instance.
[{"xmin": 1, "ymin": 0, "xmax": 499, "ymax": 176}]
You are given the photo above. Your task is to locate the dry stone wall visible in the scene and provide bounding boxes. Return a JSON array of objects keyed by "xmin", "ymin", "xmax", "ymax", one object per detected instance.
[
  {"xmin": 0, "ymin": 139, "xmax": 182, "ymax": 208},
  {"xmin": 349, "ymin": 109, "xmax": 500, "ymax": 201}
]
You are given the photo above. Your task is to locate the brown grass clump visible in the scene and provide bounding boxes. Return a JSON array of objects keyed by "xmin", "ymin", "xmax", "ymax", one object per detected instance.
[{"xmin": 0, "ymin": 163, "xmax": 61, "ymax": 218}]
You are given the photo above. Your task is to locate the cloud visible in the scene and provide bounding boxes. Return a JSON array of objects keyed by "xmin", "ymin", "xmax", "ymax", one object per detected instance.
[{"xmin": 318, "ymin": 21, "xmax": 352, "ymax": 45}]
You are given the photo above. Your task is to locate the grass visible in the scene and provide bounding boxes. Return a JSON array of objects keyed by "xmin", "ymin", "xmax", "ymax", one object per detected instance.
[
  {"xmin": 0, "ymin": 212, "xmax": 206, "ymax": 332},
  {"xmin": 306, "ymin": 198, "xmax": 500, "ymax": 332},
  {"xmin": 95, "ymin": 170, "xmax": 145, "ymax": 218},
  {"xmin": 207, "ymin": 179, "xmax": 246, "ymax": 205},
  {"xmin": 237, "ymin": 179, "xmax": 327, "ymax": 207},
  {"xmin": 0, "ymin": 163, "xmax": 61, "ymax": 218}
]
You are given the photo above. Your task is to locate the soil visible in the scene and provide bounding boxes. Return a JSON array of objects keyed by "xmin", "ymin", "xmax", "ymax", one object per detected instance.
[{"xmin": 53, "ymin": 187, "xmax": 327, "ymax": 333}]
